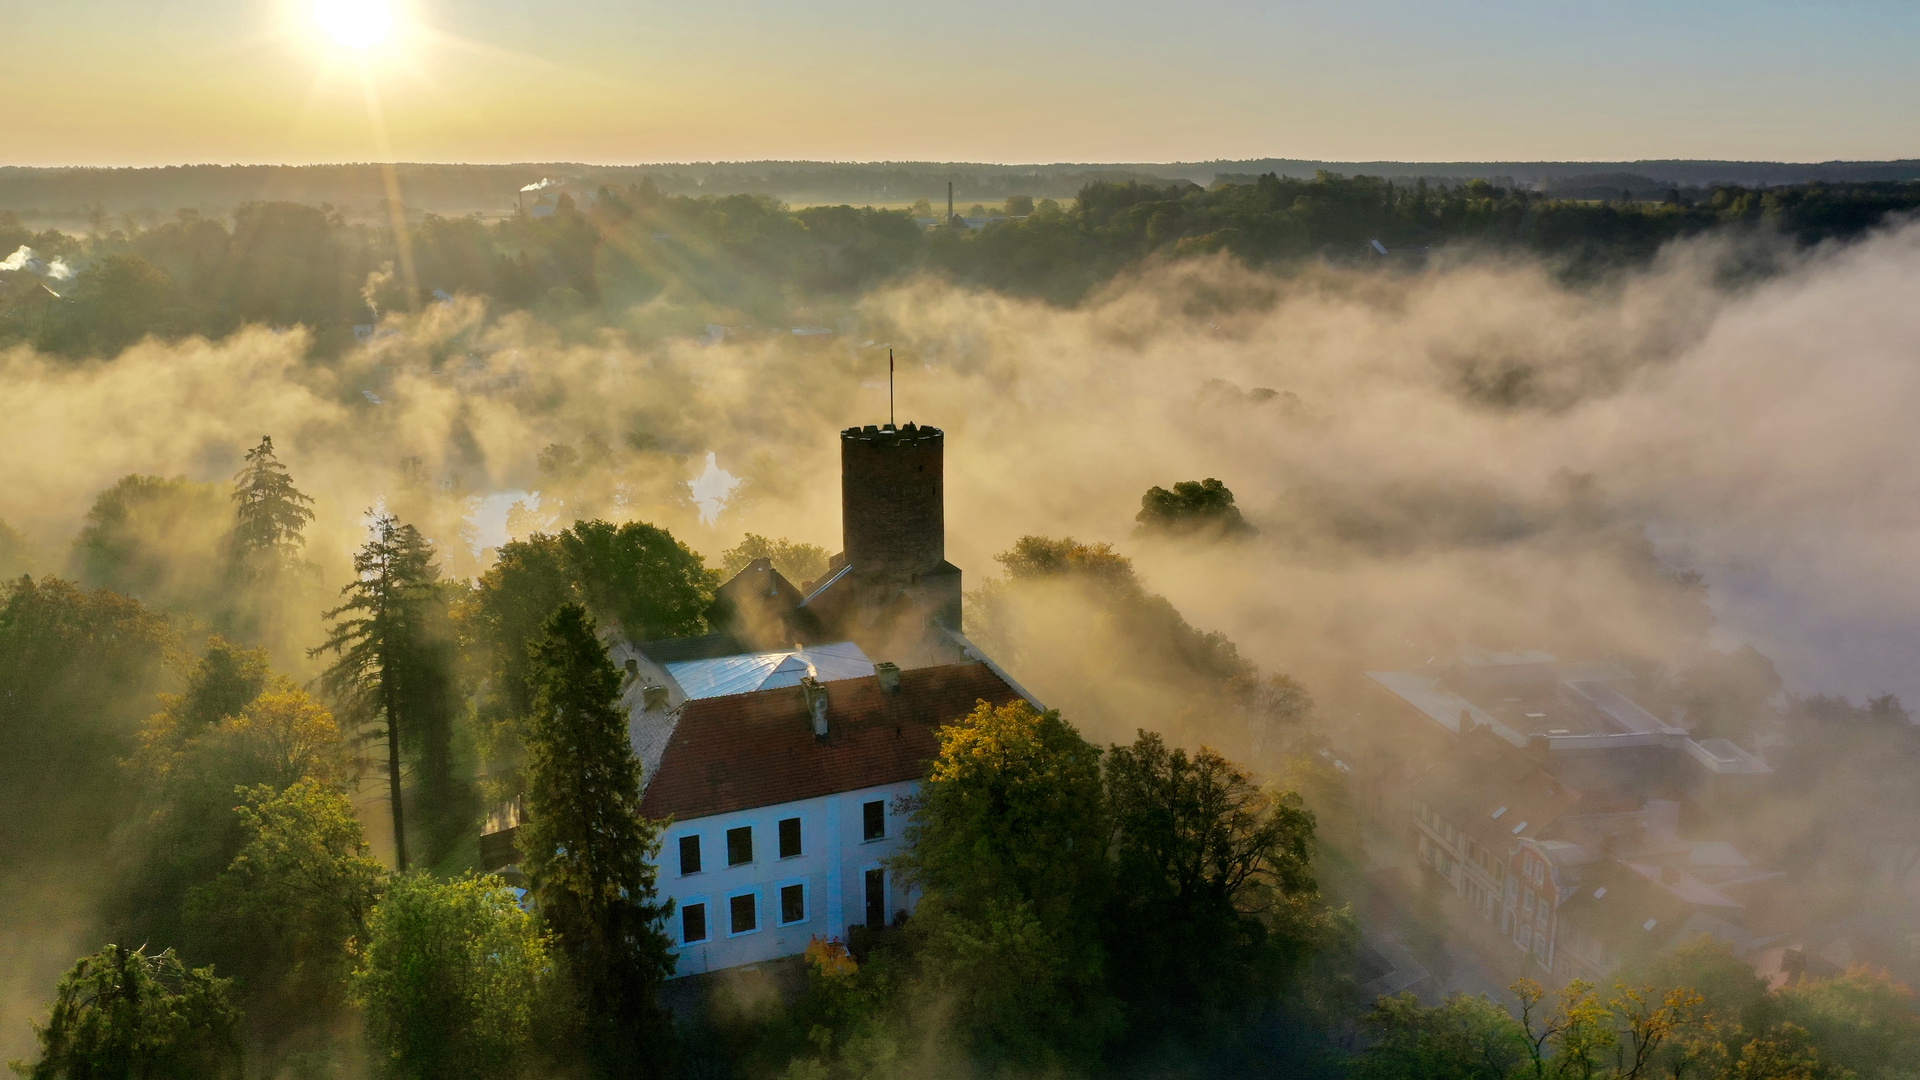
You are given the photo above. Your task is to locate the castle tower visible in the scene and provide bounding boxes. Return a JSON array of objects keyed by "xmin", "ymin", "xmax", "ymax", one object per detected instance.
[{"xmin": 841, "ymin": 422, "xmax": 944, "ymax": 578}]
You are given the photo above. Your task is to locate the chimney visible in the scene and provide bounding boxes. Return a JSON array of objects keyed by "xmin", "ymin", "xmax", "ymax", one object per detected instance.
[
  {"xmin": 1659, "ymin": 864, "xmax": 1682, "ymax": 886},
  {"xmin": 624, "ymin": 658, "xmax": 640, "ymax": 685},
  {"xmin": 643, "ymin": 684, "xmax": 669, "ymax": 711},
  {"xmin": 875, "ymin": 661, "xmax": 901, "ymax": 693},
  {"xmin": 801, "ymin": 676, "xmax": 830, "ymax": 740}
]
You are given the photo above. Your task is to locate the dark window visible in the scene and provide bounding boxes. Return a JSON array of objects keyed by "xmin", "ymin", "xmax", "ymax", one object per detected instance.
[
  {"xmin": 727, "ymin": 826, "xmax": 753, "ymax": 866},
  {"xmin": 862, "ymin": 800, "xmax": 885, "ymax": 841},
  {"xmin": 730, "ymin": 893, "xmax": 757, "ymax": 934},
  {"xmin": 681, "ymin": 903, "xmax": 707, "ymax": 943},
  {"xmin": 780, "ymin": 884, "xmax": 806, "ymax": 924},
  {"xmin": 678, "ymin": 835, "xmax": 701, "ymax": 875},
  {"xmin": 864, "ymin": 868, "xmax": 886, "ymax": 927},
  {"xmin": 779, "ymin": 817, "xmax": 802, "ymax": 858}
]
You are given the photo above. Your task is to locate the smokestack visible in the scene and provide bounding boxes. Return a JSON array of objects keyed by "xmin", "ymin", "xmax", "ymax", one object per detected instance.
[
  {"xmin": 802, "ymin": 676, "xmax": 830, "ymax": 739},
  {"xmin": 948, "ymin": 181, "xmax": 954, "ymax": 224}
]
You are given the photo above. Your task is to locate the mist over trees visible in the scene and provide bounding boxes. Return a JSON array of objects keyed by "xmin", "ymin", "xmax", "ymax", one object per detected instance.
[
  {"xmin": 4, "ymin": 162, "xmax": 1920, "ymax": 1080},
  {"xmin": 7, "ymin": 172, "xmax": 1920, "ymax": 356}
]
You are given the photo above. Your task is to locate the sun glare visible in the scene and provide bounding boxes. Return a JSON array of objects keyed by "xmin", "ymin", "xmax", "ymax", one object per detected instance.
[{"xmin": 315, "ymin": 0, "xmax": 394, "ymax": 50}]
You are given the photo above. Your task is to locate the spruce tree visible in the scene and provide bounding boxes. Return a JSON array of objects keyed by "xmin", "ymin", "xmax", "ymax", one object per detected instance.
[
  {"xmin": 228, "ymin": 435, "xmax": 314, "ymax": 577},
  {"xmin": 521, "ymin": 603, "xmax": 675, "ymax": 1079},
  {"xmin": 310, "ymin": 513, "xmax": 440, "ymax": 871}
]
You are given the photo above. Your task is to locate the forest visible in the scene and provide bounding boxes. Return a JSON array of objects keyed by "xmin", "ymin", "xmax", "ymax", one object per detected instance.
[
  {"xmin": 3, "ymin": 171, "xmax": 1920, "ymax": 1080},
  {"xmin": 6, "ymin": 173, "xmax": 1920, "ymax": 357}
]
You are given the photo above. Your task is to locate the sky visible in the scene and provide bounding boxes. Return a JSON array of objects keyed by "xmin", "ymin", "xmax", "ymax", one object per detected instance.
[{"xmin": 7, "ymin": 0, "xmax": 1920, "ymax": 166}]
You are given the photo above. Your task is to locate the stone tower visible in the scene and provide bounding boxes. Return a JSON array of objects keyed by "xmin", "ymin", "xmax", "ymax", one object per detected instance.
[{"xmin": 841, "ymin": 422, "xmax": 944, "ymax": 578}]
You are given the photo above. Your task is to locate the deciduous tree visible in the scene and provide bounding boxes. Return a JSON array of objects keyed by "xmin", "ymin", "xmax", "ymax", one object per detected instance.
[{"xmin": 12, "ymin": 944, "xmax": 241, "ymax": 1080}]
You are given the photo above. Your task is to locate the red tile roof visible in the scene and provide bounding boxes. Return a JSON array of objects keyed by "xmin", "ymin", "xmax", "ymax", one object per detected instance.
[{"xmin": 639, "ymin": 662, "xmax": 1023, "ymax": 822}]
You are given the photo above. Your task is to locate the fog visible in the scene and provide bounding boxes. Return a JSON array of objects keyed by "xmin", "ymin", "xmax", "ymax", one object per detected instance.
[{"xmin": 6, "ymin": 222, "xmax": 1917, "ymax": 703}]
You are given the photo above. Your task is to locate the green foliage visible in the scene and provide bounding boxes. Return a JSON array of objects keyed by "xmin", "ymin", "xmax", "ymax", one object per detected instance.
[
  {"xmin": 10, "ymin": 944, "xmax": 241, "ymax": 1080},
  {"xmin": 311, "ymin": 513, "xmax": 455, "ymax": 871},
  {"xmin": 1775, "ymin": 968, "xmax": 1920, "ymax": 1080},
  {"xmin": 0, "ymin": 576, "xmax": 174, "ymax": 866},
  {"xmin": 1135, "ymin": 477, "xmax": 1256, "ymax": 539},
  {"xmin": 1352, "ymin": 992, "xmax": 1530, "ymax": 1080},
  {"xmin": 354, "ymin": 874, "xmax": 549, "ymax": 1080},
  {"xmin": 185, "ymin": 779, "xmax": 386, "ymax": 1029},
  {"xmin": 35, "ymin": 255, "xmax": 174, "ymax": 357},
  {"xmin": 899, "ymin": 698, "xmax": 1116, "ymax": 1066},
  {"xmin": 70, "ymin": 475, "xmax": 230, "ymax": 620},
  {"xmin": 561, "ymin": 520, "xmax": 719, "ymax": 641},
  {"xmin": 464, "ymin": 518, "xmax": 717, "ymax": 728},
  {"xmin": 120, "ymin": 643, "xmax": 354, "ymax": 977},
  {"xmin": 719, "ymin": 533, "xmax": 830, "ymax": 586},
  {"xmin": 226, "ymin": 435, "xmax": 315, "ymax": 577},
  {"xmin": 964, "ymin": 536, "xmax": 1257, "ymax": 740},
  {"xmin": 8, "ymin": 176, "xmax": 1920, "ymax": 353},
  {"xmin": 1104, "ymin": 730, "xmax": 1323, "ymax": 1026},
  {"xmin": 520, "ymin": 603, "xmax": 676, "ymax": 1078}
]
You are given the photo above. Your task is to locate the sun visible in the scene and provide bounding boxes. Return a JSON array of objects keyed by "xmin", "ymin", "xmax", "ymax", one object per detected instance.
[{"xmin": 314, "ymin": 0, "xmax": 394, "ymax": 50}]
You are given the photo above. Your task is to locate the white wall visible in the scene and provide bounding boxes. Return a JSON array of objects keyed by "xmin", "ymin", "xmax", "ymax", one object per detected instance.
[{"xmin": 658, "ymin": 779, "xmax": 920, "ymax": 978}]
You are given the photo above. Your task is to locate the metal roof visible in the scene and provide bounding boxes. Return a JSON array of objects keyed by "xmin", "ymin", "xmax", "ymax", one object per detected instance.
[{"xmin": 665, "ymin": 641, "xmax": 875, "ymax": 700}]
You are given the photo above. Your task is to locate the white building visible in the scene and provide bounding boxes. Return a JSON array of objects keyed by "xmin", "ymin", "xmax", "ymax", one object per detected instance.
[{"xmin": 635, "ymin": 661, "xmax": 1027, "ymax": 976}]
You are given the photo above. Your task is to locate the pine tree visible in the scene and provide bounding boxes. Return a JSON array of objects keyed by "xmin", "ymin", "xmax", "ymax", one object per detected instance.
[
  {"xmin": 229, "ymin": 435, "xmax": 314, "ymax": 575},
  {"xmin": 310, "ymin": 513, "xmax": 440, "ymax": 871},
  {"xmin": 521, "ymin": 603, "xmax": 675, "ymax": 1079}
]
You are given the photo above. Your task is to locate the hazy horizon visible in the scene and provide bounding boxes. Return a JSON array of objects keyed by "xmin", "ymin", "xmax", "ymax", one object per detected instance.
[{"xmin": 12, "ymin": 0, "xmax": 1920, "ymax": 167}]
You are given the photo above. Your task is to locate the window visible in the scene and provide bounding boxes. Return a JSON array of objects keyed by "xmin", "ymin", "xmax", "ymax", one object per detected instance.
[
  {"xmin": 864, "ymin": 868, "xmax": 886, "ymax": 927},
  {"xmin": 779, "ymin": 817, "xmax": 803, "ymax": 859},
  {"xmin": 780, "ymin": 883, "xmax": 806, "ymax": 925},
  {"xmin": 681, "ymin": 903, "xmax": 707, "ymax": 944},
  {"xmin": 727, "ymin": 826, "xmax": 753, "ymax": 866},
  {"xmin": 729, "ymin": 892, "xmax": 757, "ymax": 934},
  {"xmin": 862, "ymin": 800, "xmax": 885, "ymax": 841},
  {"xmin": 678, "ymin": 835, "xmax": 702, "ymax": 876}
]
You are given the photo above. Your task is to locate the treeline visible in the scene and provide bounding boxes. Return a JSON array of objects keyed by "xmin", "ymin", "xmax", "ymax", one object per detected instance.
[{"xmin": 6, "ymin": 172, "xmax": 1920, "ymax": 355}]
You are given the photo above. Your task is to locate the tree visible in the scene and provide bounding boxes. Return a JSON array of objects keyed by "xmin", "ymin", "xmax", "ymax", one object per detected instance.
[
  {"xmin": 898, "ymin": 699, "xmax": 1115, "ymax": 1065},
  {"xmin": 121, "ymin": 645, "xmax": 354, "ymax": 971},
  {"xmin": 42, "ymin": 254, "xmax": 173, "ymax": 357},
  {"xmin": 0, "ymin": 577, "xmax": 174, "ymax": 868},
  {"xmin": 520, "ymin": 603, "xmax": 676, "ymax": 1078},
  {"xmin": 1776, "ymin": 967, "xmax": 1920, "ymax": 1079},
  {"xmin": 226, "ymin": 436, "xmax": 314, "ymax": 582},
  {"xmin": 560, "ymin": 520, "xmax": 718, "ymax": 641},
  {"xmin": 11, "ymin": 944, "xmax": 241, "ymax": 1080},
  {"xmin": 463, "ymin": 519, "xmax": 717, "ymax": 728},
  {"xmin": 1134, "ymin": 477, "xmax": 1256, "ymax": 539},
  {"xmin": 311, "ymin": 514, "xmax": 446, "ymax": 871},
  {"xmin": 1104, "ymin": 730, "xmax": 1322, "ymax": 1023},
  {"xmin": 1352, "ymin": 992, "xmax": 1530, "ymax": 1080},
  {"xmin": 718, "ymin": 533, "xmax": 829, "ymax": 586},
  {"xmin": 185, "ymin": 779, "xmax": 386, "ymax": 1031},
  {"xmin": 354, "ymin": 874, "xmax": 548, "ymax": 1080},
  {"xmin": 70, "ymin": 475, "xmax": 230, "ymax": 619}
]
